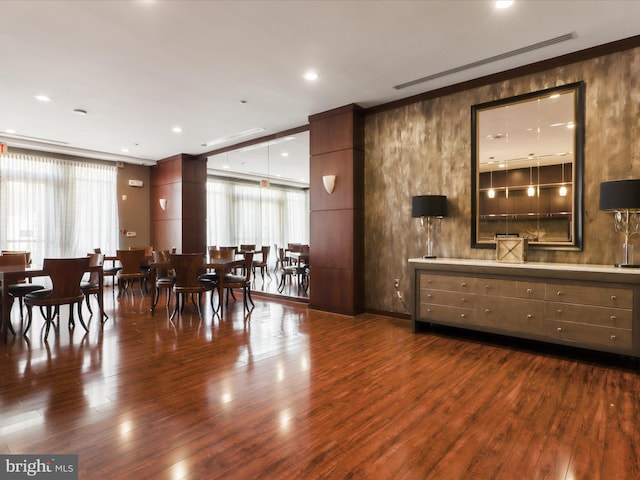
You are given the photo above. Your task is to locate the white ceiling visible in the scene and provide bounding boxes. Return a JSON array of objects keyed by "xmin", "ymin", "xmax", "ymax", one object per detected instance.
[{"xmin": 1, "ymin": 0, "xmax": 640, "ymax": 186}]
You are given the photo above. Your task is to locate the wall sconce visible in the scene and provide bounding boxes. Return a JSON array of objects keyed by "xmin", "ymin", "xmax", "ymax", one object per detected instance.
[
  {"xmin": 322, "ymin": 175, "xmax": 336, "ymax": 194},
  {"xmin": 412, "ymin": 195, "xmax": 448, "ymax": 258},
  {"xmin": 159, "ymin": 198, "xmax": 168, "ymax": 210},
  {"xmin": 599, "ymin": 179, "xmax": 640, "ymax": 267}
]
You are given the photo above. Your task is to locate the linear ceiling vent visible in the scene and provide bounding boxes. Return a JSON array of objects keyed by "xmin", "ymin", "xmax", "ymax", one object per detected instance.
[
  {"xmin": 0, "ymin": 132, "xmax": 69, "ymax": 145},
  {"xmin": 394, "ymin": 32, "xmax": 577, "ymax": 90}
]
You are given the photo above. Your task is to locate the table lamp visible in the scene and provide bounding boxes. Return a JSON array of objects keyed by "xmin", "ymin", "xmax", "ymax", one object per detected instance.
[
  {"xmin": 412, "ymin": 195, "xmax": 448, "ymax": 258},
  {"xmin": 599, "ymin": 179, "xmax": 640, "ymax": 267}
]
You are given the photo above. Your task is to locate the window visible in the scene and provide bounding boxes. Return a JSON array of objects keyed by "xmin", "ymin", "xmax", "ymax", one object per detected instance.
[{"xmin": 0, "ymin": 152, "xmax": 118, "ymax": 263}]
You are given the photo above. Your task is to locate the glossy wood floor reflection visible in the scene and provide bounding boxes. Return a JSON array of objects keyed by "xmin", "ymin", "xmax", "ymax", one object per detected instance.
[{"xmin": 2, "ymin": 287, "xmax": 640, "ymax": 479}]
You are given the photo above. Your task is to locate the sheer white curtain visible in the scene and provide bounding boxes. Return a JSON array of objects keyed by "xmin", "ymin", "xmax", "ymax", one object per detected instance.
[
  {"xmin": 0, "ymin": 152, "xmax": 118, "ymax": 264},
  {"xmin": 206, "ymin": 176, "xmax": 309, "ymax": 263}
]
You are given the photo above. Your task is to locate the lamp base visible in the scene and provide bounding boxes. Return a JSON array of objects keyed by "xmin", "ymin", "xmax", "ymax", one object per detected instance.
[
  {"xmin": 615, "ymin": 263, "xmax": 640, "ymax": 268},
  {"xmin": 423, "ymin": 255, "xmax": 437, "ymax": 259}
]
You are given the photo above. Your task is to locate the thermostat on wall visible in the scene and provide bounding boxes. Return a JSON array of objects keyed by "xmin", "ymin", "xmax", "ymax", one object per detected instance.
[{"xmin": 128, "ymin": 179, "xmax": 144, "ymax": 187}]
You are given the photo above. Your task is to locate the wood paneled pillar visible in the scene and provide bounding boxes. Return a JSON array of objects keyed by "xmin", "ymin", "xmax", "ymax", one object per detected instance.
[
  {"xmin": 309, "ymin": 104, "xmax": 364, "ymax": 315},
  {"xmin": 151, "ymin": 153, "xmax": 207, "ymax": 253}
]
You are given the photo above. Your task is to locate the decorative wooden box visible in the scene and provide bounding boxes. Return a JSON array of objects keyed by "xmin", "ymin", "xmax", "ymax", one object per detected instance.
[{"xmin": 496, "ymin": 237, "xmax": 528, "ymax": 263}]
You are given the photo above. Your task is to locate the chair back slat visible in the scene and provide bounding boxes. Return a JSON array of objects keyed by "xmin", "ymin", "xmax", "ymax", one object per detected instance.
[
  {"xmin": 170, "ymin": 253, "xmax": 207, "ymax": 288},
  {"xmin": 43, "ymin": 257, "xmax": 89, "ymax": 299},
  {"xmin": 117, "ymin": 249, "xmax": 146, "ymax": 275}
]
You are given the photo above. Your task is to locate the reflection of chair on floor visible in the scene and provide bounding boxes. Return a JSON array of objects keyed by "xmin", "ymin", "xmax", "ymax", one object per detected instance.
[
  {"xmin": 1, "ymin": 251, "xmax": 44, "ymax": 320},
  {"xmin": 25, "ymin": 257, "xmax": 90, "ymax": 338},
  {"xmin": 252, "ymin": 246, "xmax": 271, "ymax": 281},
  {"xmin": 152, "ymin": 250, "xmax": 176, "ymax": 309},
  {"xmin": 116, "ymin": 249, "xmax": 148, "ymax": 298},
  {"xmin": 81, "ymin": 253, "xmax": 107, "ymax": 321},
  {"xmin": 170, "ymin": 253, "xmax": 215, "ymax": 321},
  {"xmin": 222, "ymin": 252, "xmax": 254, "ymax": 312}
]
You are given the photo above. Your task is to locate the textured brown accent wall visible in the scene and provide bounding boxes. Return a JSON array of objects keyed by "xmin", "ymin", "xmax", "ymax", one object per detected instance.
[
  {"xmin": 151, "ymin": 154, "xmax": 207, "ymax": 253},
  {"xmin": 309, "ymin": 104, "xmax": 365, "ymax": 315},
  {"xmin": 364, "ymin": 47, "xmax": 640, "ymax": 314}
]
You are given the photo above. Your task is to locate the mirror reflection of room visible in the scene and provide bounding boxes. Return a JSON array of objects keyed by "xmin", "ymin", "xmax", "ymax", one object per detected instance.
[
  {"xmin": 474, "ymin": 84, "xmax": 582, "ymax": 247},
  {"xmin": 206, "ymin": 131, "xmax": 310, "ymax": 300}
]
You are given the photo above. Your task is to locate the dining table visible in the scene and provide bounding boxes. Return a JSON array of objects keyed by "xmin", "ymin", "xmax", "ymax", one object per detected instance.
[
  {"xmin": 148, "ymin": 257, "xmax": 245, "ymax": 314},
  {"xmin": 0, "ymin": 263, "xmax": 105, "ymax": 341},
  {"xmin": 286, "ymin": 251, "xmax": 309, "ymax": 265}
]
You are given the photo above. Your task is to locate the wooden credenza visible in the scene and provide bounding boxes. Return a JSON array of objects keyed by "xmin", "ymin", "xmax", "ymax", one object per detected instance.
[{"xmin": 409, "ymin": 258, "xmax": 640, "ymax": 357}]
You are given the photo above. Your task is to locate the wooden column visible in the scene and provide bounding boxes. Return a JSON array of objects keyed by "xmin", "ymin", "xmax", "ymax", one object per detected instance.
[
  {"xmin": 151, "ymin": 153, "xmax": 207, "ymax": 253},
  {"xmin": 309, "ymin": 104, "xmax": 364, "ymax": 315}
]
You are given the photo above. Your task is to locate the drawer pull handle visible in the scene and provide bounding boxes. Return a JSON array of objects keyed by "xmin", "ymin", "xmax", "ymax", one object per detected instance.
[
  {"xmin": 611, "ymin": 335, "xmax": 616, "ymax": 341},
  {"xmin": 461, "ymin": 298, "xmax": 466, "ymax": 303},
  {"xmin": 461, "ymin": 282, "xmax": 467, "ymax": 287},
  {"xmin": 460, "ymin": 313, "xmax": 466, "ymax": 318},
  {"xmin": 427, "ymin": 294, "xmax": 432, "ymax": 298},
  {"xmin": 526, "ymin": 288, "xmax": 533, "ymax": 294},
  {"xmin": 485, "ymin": 284, "xmax": 490, "ymax": 289},
  {"xmin": 485, "ymin": 309, "xmax": 491, "ymax": 313},
  {"xmin": 611, "ymin": 295, "xmax": 617, "ymax": 300},
  {"xmin": 557, "ymin": 309, "xmax": 562, "ymax": 314},
  {"xmin": 427, "ymin": 309, "xmax": 432, "ymax": 313},
  {"xmin": 557, "ymin": 327, "xmax": 562, "ymax": 332},
  {"xmin": 611, "ymin": 315, "xmax": 617, "ymax": 321},
  {"xmin": 527, "ymin": 314, "xmax": 533, "ymax": 319},
  {"xmin": 556, "ymin": 291, "xmax": 563, "ymax": 296}
]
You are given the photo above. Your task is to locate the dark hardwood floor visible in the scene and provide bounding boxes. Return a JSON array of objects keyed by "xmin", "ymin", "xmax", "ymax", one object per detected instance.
[{"xmin": 1, "ymin": 282, "xmax": 639, "ymax": 479}]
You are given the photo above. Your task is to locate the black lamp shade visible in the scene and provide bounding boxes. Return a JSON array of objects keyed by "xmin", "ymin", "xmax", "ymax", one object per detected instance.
[
  {"xmin": 599, "ymin": 180, "xmax": 640, "ymax": 211},
  {"xmin": 412, "ymin": 195, "xmax": 447, "ymax": 218}
]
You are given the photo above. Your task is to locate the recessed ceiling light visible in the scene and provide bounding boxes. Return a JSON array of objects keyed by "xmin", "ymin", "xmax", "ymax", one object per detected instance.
[
  {"xmin": 5, "ymin": 129, "xmax": 16, "ymax": 134},
  {"xmin": 35, "ymin": 95, "xmax": 51, "ymax": 102},
  {"xmin": 121, "ymin": 148, "xmax": 129, "ymax": 153},
  {"xmin": 303, "ymin": 71, "xmax": 319, "ymax": 81},
  {"xmin": 73, "ymin": 109, "xmax": 88, "ymax": 115},
  {"xmin": 495, "ymin": 0, "xmax": 514, "ymax": 9},
  {"xmin": 223, "ymin": 165, "xmax": 230, "ymax": 169},
  {"xmin": 281, "ymin": 152, "xmax": 289, "ymax": 157},
  {"xmin": 172, "ymin": 126, "xmax": 182, "ymax": 133}
]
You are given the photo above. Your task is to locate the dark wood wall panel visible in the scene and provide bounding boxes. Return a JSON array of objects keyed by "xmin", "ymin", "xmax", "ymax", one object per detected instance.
[
  {"xmin": 309, "ymin": 104, "xmax": 365, "ymax": 316},
  {"xmin": 151, "ymin": 154, "xmax": 206, "ymax": 254},
  {"xmin": 308, "ymin": 266, "xmax": 357, "ymax": 314},
  {"xmin": 310, "ymin": 210, "xmax": 354, "ymax": 270}
]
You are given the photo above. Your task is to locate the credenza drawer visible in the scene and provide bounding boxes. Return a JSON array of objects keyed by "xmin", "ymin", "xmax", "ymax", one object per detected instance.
[
  {"xmin": 546, "ymin": 302, "xmax": 632, "ymax": 329},
  {"xmin": 474, "ymin": 277, "xmax": 516, "ymax": 296},
  {"xmin": 419, "ymin": 303, "xmax": 474, "ymax": 326},
  {"xmin": 419, "ymin": 273, "xmax": 475, "ymax": 293},
  {"xmin": 547, "ymin": 320, "xmax": 632, "ymax": 351},
  {"xmin": 545, "ymin": 283, "xmax": 633, "ymax": 308},
  {"xmin": 476, "ymin": 297, "xmax": 545, "ymax": 336},
  {"xmin": 515, "ymin": 281, "xmax": 546, "ymax": 300},
  {"xmin": 420, "ymin": 289, "xmax": 476, "ymax": 309}
]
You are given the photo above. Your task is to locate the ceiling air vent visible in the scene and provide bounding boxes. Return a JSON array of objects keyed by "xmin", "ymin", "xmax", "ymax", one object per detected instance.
[{"xmin": 394, "ymin": 32, "xmax": 577, "ymax": 90}]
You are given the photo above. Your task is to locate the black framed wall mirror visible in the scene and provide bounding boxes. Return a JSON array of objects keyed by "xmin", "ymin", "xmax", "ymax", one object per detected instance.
[{"xmin": 471, "ymin": 82, "xmax": 585, "ymax": 251}]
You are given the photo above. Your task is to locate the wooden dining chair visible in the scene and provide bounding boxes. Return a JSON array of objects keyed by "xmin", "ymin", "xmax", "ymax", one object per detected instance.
[
  {"xmin": 152, "ymin": 249, "xmax": 176, "ymax": 309},
  {"xmin": 116, "ymin": 249, "xmax": 148, "ymax": 298},
  {"xmin": 252, "ymin": 245, "xmax": 271, "ymax": 281},
  {"xmin": 94, "ymin": 247, "xmax": 121, "ymax": 285},
  {"xmin": 80, "ymin": 253, "xmax": 107, "ymax": 321},
  {"xmin": 169, "ymin": 253, "xmax": 215, "ymax": 321},
  {"xmin": 1, "ymin": 252, "xmax": 44, "ymax": 320},
  {"xmin": 222, "ymin": 252, "xmax": 254, "ymax": 312},
  {"xmin": 24, "ymin": 257, "xmax": 90, "ymax": 338}
]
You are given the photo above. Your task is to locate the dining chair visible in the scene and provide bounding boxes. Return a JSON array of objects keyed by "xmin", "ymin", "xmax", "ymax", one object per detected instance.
[
  {"xmin": 80, "ymin": 253, "xmax": 107, "ymax": 321},
  {"xmin": 252, "ymin": 245, "xmax": 271, "ymax": 281},
  {"xmin": 152, "ymin": 249, "xmax": 176, "ymax": 309},
  {"xmin": 24, "ymin": 257, "xmax": 90, "ymax": 337},
  {"xmin": 222, "ymin": 252, "xmax": 254, "ymax": 312},
  {"xmin": 277, "ymin": 248, "xmax": 306, "ymax": 293},
  {"xmin": 169, "ymin": 253, "xmax": 215, "ymax": 321},
  {"xmin": 116, "ymin": 249, "xmax": 148, "ymax": 298},
  {"xmin": 1, "ymin": 252, "xmax": 45, "ymax": 320},
  {"xmin": 94, "ymin": 247, "xmax": 121, "ymax": 285}
]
